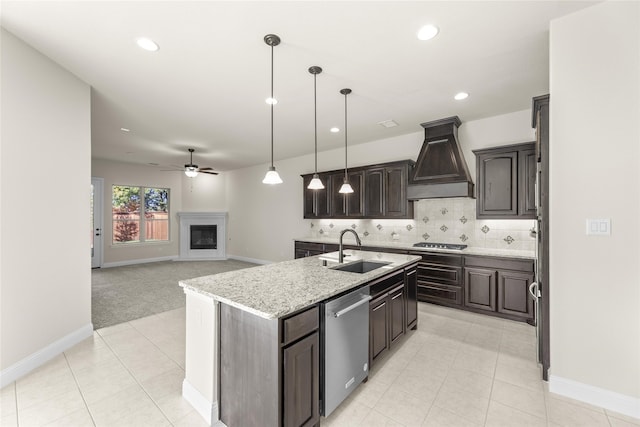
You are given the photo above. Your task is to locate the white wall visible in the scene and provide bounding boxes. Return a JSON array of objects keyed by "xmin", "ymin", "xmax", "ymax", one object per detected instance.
[
  {"xmin": 226, "ymin": 110, "xmax": 534, "ymax": 263},
  {"xmin": 0, "ymin": 30, "xmax": 92, "ymax": 377},
  {"xmin": 91, "ymin": 158, "xmax": 226, "ymax": 265},
  {"xmin": 549, "ymin": 0, "xmax": 640, "ymax": 413}
]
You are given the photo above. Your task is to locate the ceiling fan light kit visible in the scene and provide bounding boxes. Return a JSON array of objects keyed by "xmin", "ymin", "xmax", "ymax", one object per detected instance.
[
  {"xmin": 179, "ymin": 148, "xmax": 217, "ymax": 177},
  {"xmin": 262, "ymin": 33, "xmax": 283, "ymax": 185}
]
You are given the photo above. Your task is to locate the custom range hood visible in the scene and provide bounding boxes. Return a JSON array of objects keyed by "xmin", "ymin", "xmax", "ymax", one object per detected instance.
[{"xmin": 407, "ymin": 116, "xmax": 474, "ymax": 199}]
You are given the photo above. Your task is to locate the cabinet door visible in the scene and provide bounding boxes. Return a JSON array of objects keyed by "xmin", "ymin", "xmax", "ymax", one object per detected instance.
[
  {"xmin": 346, "ymin": 171, "xmax": 365, "ymax": 217},
  {"xmin": 498, "ymin": 270, "xmax": 534, "ymax": 320},
  {"xmin": 329, "ymin": 172, "xmax": 347, "ymax": 217},
  {"xmin": 464, "ymin": 267, "xmax": 497, "ymax": 312},
  {"xmin": 369, "ymin": 294, "xmax": 389, "ymax": 365},
  {"xmin": 302, "ymin": 175, "xmax": 330, "ymax": 219},
  {"xmin": 364, "ymin": 168, "xmax": 384, "ymax": 217},
  {"xmin": 477, "ymin": 151, "xmax": 518, "ymax": 218},
  {"xmin": 389, "ymin": 285, "xmax": 405, "ymax": 344},
  {"xmin": 283, "ymin": 332, "xmax": 320, "ymax": 427},
  {"xmin": 405, "ymin": 267, "xmax": 418, "ymax": 330},
  {"xmin": 384, "ymin": 166, "xmax": 408, "ymax": 218},
  {"xmin": 518, "ymin": 148, "xmax": 537, "ymax": 218}
]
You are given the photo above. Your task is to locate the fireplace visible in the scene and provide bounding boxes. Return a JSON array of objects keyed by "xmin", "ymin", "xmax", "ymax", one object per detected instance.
[
  {"xmin": 178, "ymin": 212, "xmax": 227, "ymax": 260},
  {"xmin": 190, "ymin": 225, "xmax": 217, "ymax": 250}
]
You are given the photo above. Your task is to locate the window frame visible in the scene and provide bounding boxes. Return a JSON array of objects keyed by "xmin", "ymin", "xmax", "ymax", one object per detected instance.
[{"xmin": 111, "ymin": 185, "xmax": 170, "ymax": 245}]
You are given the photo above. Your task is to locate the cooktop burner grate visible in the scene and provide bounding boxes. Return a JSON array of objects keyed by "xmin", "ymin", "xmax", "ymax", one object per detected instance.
[{"xmin": 413, "ymin": 242, "xmax": 468, "ymax": 250}]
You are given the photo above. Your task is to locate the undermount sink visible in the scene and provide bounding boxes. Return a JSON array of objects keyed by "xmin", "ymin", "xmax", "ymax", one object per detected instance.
[{"xmin": 331, "ymin": 260, "xmax": 391, "ymax": 274}]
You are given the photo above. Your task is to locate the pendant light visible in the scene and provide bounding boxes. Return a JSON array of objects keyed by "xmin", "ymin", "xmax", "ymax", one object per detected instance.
[
  {"xmin": 262, "ymin": 34, "xmax": 283, "ymax": 185},
  {"xmin": 338, "ymin": 88, "xmax": 354, "ymax": 194},
  {"xmin": 307, "ymin": 66, "xmax": 324, "ymax": 190}
]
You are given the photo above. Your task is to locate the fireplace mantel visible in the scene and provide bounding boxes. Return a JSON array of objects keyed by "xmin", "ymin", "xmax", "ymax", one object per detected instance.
[{"xmin": 178, "ymin": 212, "xmax": 227, "ymax": 260}]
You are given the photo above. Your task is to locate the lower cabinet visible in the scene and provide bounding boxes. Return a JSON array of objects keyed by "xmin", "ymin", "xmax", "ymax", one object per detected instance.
[
  {"xmin": 464, "ymin": 256, "xmax": 535, "ymax": 323},
  {"xmin": 283, "ymin": 332, "xmax": 320, "ymax": 427},
  {"xmin": 368, "ymin": 264, "xmax": 417, "ymax": 368},
  {"xmin": 464, "ymin": 267, "xmax": 497, "ymax": 312}
]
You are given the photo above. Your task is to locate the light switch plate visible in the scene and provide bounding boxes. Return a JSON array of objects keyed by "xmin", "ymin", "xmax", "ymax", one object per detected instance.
[{"xmin": 586, "ymin": 219, "xmax": 611, "ymax": 235}]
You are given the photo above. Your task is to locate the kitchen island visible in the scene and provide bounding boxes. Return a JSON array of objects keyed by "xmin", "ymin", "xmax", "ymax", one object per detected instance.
[{"xmin": 180, "ymin": 250, "xmax": 420, "ymax": 427}]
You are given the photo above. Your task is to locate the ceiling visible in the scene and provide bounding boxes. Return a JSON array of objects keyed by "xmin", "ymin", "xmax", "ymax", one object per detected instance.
[{"xmin": 1, "ymin": 1, "xmax": 596, "ymax": 172}]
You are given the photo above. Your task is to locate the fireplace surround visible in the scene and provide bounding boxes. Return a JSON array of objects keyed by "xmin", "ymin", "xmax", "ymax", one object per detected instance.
[{"xmin": 178, "ymin": 212, "xmax": 227, "ymax": 260}]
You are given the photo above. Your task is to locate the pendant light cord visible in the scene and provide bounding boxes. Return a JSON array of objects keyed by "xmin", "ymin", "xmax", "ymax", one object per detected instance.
[
  {"xmin": 270, "ymin": 44, "xmax": 274, "ymax": 168},
  {"xmin": 314, "ymin": 73, "xmax": 318, "ymax": 173},
  {"xmin": 344, "ymin": 92, "xmax": 348, "ymax": 180}
]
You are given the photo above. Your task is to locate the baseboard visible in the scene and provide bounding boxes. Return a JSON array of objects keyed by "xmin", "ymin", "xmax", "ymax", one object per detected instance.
[
  {"xmin": 228, "ymin": 254, "xmax": 272, "ymax": 265},
  {"xmin": 182, "ymin": 378, "xmax": 221, "ymax": 426},
  {"xmin": 549, "ymin": 375, "xmax": 640, "ymax": 419},
  {"xmin": 102, "ymin": 255, "xmax": 178, "ymax": 268},
  {"xmin": 0, "ymin": 323, "xmax": 93, "ymax": 388}
]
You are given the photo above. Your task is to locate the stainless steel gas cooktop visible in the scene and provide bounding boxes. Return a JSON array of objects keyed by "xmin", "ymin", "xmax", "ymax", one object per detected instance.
[{"xmin": 412, "ymin": 242, "xmax": 468, "ymax": 250}]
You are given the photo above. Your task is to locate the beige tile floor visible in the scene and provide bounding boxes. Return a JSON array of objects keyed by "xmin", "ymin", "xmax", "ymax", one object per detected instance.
[{"xmin": 1, "ymin": 303, "xmax": 638, "ymax": 427}]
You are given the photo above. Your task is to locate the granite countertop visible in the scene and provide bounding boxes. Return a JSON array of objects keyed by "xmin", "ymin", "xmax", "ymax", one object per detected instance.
[
  {"xmin": 180, "ymin": 250, "xmax": 420, "ymax": 320},
  {"xmin": 295, "ymin": 237, "xmax": 536, "ymax": 260}
]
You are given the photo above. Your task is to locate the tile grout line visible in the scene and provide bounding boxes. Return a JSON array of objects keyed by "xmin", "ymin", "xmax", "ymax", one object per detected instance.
[
  {"xmin": 13, "ymin": 382, "xmax": 19, "ymax": 427},
  {"xmin": 96, "ymin": 323, "xmax": 177, "ymax": 426},
  {"xmin": 62, "ymin": 352, "xmax": 98, "ymax": 427}
]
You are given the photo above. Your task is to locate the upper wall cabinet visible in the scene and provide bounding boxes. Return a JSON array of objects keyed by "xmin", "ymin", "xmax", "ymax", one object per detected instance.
[
  {"xmin": 474, "ymin": 142, "xmax": 536, "ymax": 219},
  {"xmin": 302, "ymin": 160, "xmax": 415, "ymax": 219}
]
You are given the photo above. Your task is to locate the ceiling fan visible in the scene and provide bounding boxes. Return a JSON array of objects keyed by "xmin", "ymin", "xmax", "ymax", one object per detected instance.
[{"xmin": 164, "ymin": 148, "xmax": 218, "ymax": 177}]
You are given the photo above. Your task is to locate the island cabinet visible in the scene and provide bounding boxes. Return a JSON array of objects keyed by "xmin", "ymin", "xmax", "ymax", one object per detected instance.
[
  {"xmin": 464, "ymin": 256, "xmax": 535, "ymax": 324},
  {"xmin": 474, "ymin": 142, "xmax": 536, "ymax": 219},
  {"xmin": 301, "ymin": 160, "xmax": 414, "ymax": 219},
  {"xmin": 368, "ymin": 263, "xmax": 418, "ymax": 368},
  {"xmin": 220, "ymin": 304, "xmax": 320, "ymax": 427}
]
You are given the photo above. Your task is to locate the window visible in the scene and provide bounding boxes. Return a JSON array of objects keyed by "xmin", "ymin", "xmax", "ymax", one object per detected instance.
[{"xmin": 112, "ymin": 185, "xmax": 169, "ymax": 244}]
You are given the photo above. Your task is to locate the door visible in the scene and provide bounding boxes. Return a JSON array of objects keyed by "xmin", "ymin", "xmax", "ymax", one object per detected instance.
[
  {"xmin": 464, "ymin": 267, "xmax": 496, "ymax": 312},
  {"xmin": 283, "ymin": 332, "xmax": 320, "ymax": 427},
  {"xmin": 91, "ymin": 177, "xmax": 104, "ymax": 268},
  {"xmin": 498, "ymin": 270, "xmax": 534, "ymax": 320},
  {"xmin": 364, "ymin": 168, "xmax": 384, "ymax": 217},
  {"xmin": 369, "ymin": 294, "xmax": 389, "ymax": 365},
  {"xmin": 389, "ymin": 285, "xmax": 405, "ymax": 344}
]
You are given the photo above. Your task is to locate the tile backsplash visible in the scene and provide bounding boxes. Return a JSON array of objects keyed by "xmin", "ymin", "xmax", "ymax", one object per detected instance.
[{"xmin": 306, "ymin": 198, "xmax": 536, "ymax": 252}]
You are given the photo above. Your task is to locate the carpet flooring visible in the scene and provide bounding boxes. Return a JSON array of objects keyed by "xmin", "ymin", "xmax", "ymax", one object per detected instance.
[{"xmin": 91, "ymin": 259, "xmax": 257, "ymax": 329}]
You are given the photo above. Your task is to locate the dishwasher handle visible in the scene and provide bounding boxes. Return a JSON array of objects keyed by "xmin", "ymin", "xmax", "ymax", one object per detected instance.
[{"xmin": 333, "ymin": 295, "xmax": 372, "ymax": 318}]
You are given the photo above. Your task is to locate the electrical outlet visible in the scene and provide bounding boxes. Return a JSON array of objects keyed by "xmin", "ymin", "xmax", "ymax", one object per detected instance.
[{"xmin": 586, "ymin": 219, "xmax": 611, "ymax": 236}]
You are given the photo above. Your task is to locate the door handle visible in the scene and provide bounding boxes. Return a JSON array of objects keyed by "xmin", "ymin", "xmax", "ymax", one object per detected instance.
[
  {"xmin": 332, "ymin": 295, "xmax": 372, "ymax": 318},
  {"xmin": 529, "ymin": 282, "xmax": 538, "ymax": 300}
]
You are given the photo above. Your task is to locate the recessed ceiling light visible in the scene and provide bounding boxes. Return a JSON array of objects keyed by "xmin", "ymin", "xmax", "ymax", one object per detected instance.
[
  {"xmin": 454, "ymin": 92, "xmax": 469, "ymax": 100},
  {"xmin": 417, "ymin": 25, "xmax": 439, "ymax": 41},
  {"xmin": 120, "ymin": 127, "xmax": 130, "ymax": 132},
  {"xmin": 378, "ymin": 119, "xmax": 399, "ymax": 128},
  {"xmin": 265, "ymin": 97, "xmax": 278, "ymax": 105},
  {"xmin": 330, "ymin": 127, "xmax": 340, "ymax": 133},
  {"xmin": 136, "ymin": 37, "xmax": 159, "ymax": 52}
]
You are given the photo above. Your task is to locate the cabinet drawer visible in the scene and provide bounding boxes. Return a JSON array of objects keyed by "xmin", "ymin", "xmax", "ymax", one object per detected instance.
[
  {"xmin": 282, "ymin": 306, "xmax": 319, "ymax": 346},
  {"xmin": 465, "ymin": 255, "xmax": 534, "ymax": 273},
  {"xmin": 417, "ymin": 263, "xmax": 462, "ymax": 285},
  {"xmin": 410, "ymin": 251, "xmax": 463, "ymax": 266},
  {"xmin": 417, "ymin": 282, "xmax": 463, "ymax": 306}
]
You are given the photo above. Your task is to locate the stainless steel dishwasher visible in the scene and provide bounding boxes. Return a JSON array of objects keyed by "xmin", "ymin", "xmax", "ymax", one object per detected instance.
[{"xmin": 321, "ymin": 285, "xmax": 371, "ymax": 417}]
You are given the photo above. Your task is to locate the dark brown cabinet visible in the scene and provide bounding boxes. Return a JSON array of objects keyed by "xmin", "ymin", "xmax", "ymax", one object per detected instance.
[
  {"xmin": 368, "ymin": 265, "xmax": 417, "ymax": 368},
  {"xmin": 283, "ymin": 332, "xmax": 320, "ymax": 427},
  {"xmin": 464, "ymin": 256, "xmax": 535, "ymax": 323},
  {"xmin": 369, "ymin": 293, "xmax": 390, "ymax": 365},
  {"xmin": 302, "ymin": 174, "xmax": 330, "ymax": 219},
  {"xmin": 411, "ymin": 252, "xmax": 463, "ymax": 307},
  {"xmin": 301, "ymin": 160, "xmax": 414, "ymax": 219},
  {"xmin": 464, "ymin": 267, "xmax": 497, "ymax": 312},
  {"xmin": 405, "ymin": 267, "xmax": 418, "ymax": 331},
  {"xmin": 474, "ymin": 142, "xmax": 536, "ymax": 219},
  {"xmin": 294, "ymin": 241, "xmax": 338, "ymax": 259}
]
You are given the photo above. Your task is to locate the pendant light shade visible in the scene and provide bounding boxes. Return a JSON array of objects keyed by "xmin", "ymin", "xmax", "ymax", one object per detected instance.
[
  {"xmin": 338, "ymin": 88, "xmax": 354, "ymax": 194},
  {"xmin": 307, "ymin": 66, "xmax": 325, "ymax": 190},
  {"xmin": 262, "ymin": 34, "xmax": 283, "ymax": 185}
]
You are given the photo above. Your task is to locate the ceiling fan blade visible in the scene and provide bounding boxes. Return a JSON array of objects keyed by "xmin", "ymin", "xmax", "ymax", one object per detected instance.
[
  {"xmin": 200, "ymin": 170, "xmax": 219, "ymax": 175},
  {"xmin": 198, "ymin": 167, "xmax": 215, "ymax": 171}
]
